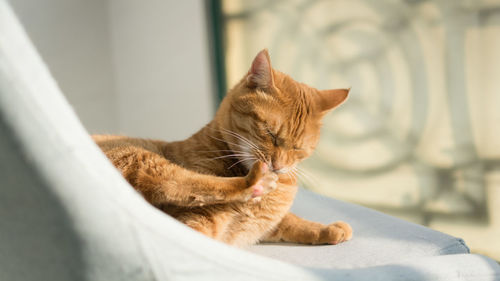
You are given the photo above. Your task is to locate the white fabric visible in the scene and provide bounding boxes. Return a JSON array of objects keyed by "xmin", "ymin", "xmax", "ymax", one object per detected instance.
[{"xmin": 1, "ymin": 1, "xmax": 499, "ymax": 280}]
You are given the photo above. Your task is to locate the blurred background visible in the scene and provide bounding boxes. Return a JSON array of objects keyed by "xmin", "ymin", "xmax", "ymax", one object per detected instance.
[{"xmin": 8, "ymin": 0, "xmax": 500, "ymax": 261}]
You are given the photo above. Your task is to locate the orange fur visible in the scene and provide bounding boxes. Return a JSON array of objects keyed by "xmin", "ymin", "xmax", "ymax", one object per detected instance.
[{"xmin": 93, "ymin": 49, "xmax": 352, "ymax": 247}]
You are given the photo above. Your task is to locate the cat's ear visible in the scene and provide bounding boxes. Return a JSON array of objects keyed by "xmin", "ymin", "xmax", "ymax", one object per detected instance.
[
  {"xmin": 247, "ymin": 49, "xmax": 274, "ymax": 89},
  {"xmin": 315, "ymin": 88, "xmax": 350, "ymax": 113}
]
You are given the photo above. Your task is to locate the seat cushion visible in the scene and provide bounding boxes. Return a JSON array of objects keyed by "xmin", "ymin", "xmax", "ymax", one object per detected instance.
[{"xmin": 248, "ymin": 188, "xmax": 469, "ymax": 269}]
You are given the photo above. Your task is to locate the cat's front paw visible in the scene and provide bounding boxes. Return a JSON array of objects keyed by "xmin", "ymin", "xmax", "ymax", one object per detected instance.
[
  {"xmin": 320, "ymin": 221, "xmax": 353, "ymax": 245},
  {"xmin": 244, "ymin": 161, "xmax": 278, "ymax": 201}
]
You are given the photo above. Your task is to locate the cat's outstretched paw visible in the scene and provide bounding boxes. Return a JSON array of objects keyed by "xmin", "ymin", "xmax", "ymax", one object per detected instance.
[
  {"xmin": 320, "ymin": 221, "xmax": 353, "ymax": 245},
  {"xmin": 244, "ymin": 161, "xmax": 278, "ymax": 201}
]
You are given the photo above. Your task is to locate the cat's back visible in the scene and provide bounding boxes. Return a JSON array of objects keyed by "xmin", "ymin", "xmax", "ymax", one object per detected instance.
[{"xmin": 92, "ymin": 134, "xmax": 165, "ymax": 156}]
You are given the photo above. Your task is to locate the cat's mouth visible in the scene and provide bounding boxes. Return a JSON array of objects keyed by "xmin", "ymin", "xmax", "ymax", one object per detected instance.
[
  {"xmin": 273, "ymin": 169, "xmax": 287, "ymax": 174},
  {"xmin": 272, "ymin": 166, "xmax": 293, "ymax": 174}
]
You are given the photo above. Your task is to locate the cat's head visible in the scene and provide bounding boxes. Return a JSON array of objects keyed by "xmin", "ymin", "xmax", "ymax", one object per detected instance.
[{"xmin": 216, "ymin": 49, "xmax": 348, "ymax": 174}]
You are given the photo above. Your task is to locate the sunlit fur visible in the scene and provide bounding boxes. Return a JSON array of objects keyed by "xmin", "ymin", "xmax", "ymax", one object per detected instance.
[
  {"xmin": 93, "ymin": 49, "xmax": 352, "ymax": 247},
  {"xmin": 221, "ymin": 70, "xmax": 322, "ymax": 173}
]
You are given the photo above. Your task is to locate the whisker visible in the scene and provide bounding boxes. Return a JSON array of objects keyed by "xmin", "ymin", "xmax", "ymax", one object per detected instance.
[
  {"xmin": 195, "ymin": 149, "xmax": 250, "ymax": 154},
  {"xmin": 227, "ymin": 157, "xmax": 257, "ymax": 170},
  {"xmin": 297, "ymin": 167, "xmax": 319, "ymax": 182},
  {"xmin": 220, "ymin": 128, "xmax": 259, "ymax": 150},
  {"xmin": 210, "ymin": 153, "xmax": 254, "ymax": 160},
  {"xmin": 291, "ymin": 168, "xmax": 302, "ymax": 181},
  {"xmin": 294, "ymin": 167, "xmax": 319, "ymax": 187},
  {"xmin": 197, "ymin": 146, "xmax": 265, "ymax": 163},
  {"xmin": 196, "ymin": 148, "xmax": 265, "ymax": 169},
  {"xmin": 218, "ymin": 128, "xmax": 267, "ymax": 162},
  {"xmin": 295, "ymin": 171, "xmax": 309, "ymax": 186},
  {"xmin": 207, "ymin": 134, "xmax": 250, "ymax": 151},
  {"xmin": 285, "ymin": 171, "xmax": 293, "ymax": 183},
  {"xmin": 198, "ymin": 154, "xmax": 252, "ymax": 164},
  {"xmin": 205, "ymin": 127, "xmax": 268, "ymax": 164}
]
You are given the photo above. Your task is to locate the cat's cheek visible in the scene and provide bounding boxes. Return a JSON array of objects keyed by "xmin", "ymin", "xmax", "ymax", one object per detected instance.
[{"xmin": 297, "ymin": 151, "xmax": 309, "ymax": 160}]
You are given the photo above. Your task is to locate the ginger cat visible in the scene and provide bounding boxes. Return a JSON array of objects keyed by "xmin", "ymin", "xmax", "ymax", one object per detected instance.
[{"xmin": 93, "ymin": 49, "xmax": 352, "ymax": 247}]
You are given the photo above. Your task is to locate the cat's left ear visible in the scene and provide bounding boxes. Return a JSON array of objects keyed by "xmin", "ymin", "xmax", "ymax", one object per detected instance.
[
  {"xmin": 315, "ymin": 88, "xmax": 350, "ymax": 113},
  {"xmin": 246, "ymin": 49, "xmax": 274, "ymax": 89}
]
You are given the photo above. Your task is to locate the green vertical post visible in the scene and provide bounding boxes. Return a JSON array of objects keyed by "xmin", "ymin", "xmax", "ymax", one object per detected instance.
[{"xmin": 206, "ymin": 0, "xmax": 227, "ymax": 108}]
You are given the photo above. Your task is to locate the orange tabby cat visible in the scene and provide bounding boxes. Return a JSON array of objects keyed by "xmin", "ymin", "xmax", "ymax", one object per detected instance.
[{"xmin": 93, "ymin": 49, "xmax": 352, "ymax": 247}]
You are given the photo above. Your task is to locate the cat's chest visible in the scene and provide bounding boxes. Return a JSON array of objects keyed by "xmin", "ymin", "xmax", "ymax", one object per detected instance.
[
  {"xmin": 253, "ymin": 183, "xmax": 297, "ymax": 212},
  {"xmin": 225, "ymin": 183, "xmax": 297, "ymax": 245}
]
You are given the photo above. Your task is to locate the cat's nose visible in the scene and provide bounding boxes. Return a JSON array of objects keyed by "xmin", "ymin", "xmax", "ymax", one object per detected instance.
[{"xmin": 271, "ymin": 162, "xmax": 285, "ymax": 173}]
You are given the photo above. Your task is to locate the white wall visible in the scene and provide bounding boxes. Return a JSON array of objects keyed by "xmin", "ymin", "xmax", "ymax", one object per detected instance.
[
  {"xmin": 108, "ymin": 0, "xmax": 214, "ymax": 141},
  {"xmin": 9, "ymin": 0, "xmax": 214, "ymax": 141},
  {"xmin": 9, "ymin": 0, "xmax": 117, "ymax": 133}
]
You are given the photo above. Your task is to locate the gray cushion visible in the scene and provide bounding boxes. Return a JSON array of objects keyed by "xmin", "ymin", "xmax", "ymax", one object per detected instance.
[{"xmin": 250, "ymin": 188, "xmax": 469, "ymax": 268}]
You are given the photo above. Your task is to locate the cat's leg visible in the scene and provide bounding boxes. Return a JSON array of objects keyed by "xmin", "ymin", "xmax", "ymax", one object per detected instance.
[
  {"xmin": 262, "ymin": 213, "xmax": 352, "ymax": 245},
  {"xmin": 107, "ymin": 148, "xmax": 277, "ymax": 207}
]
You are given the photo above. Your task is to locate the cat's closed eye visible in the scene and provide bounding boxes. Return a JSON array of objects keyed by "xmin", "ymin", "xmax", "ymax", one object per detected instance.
[{"xmin": 266, "ymin": 128, "xmax": 278, "ymax": 146}]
